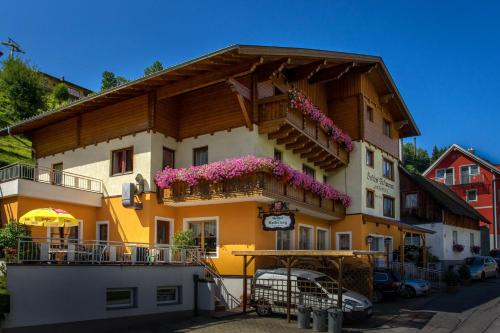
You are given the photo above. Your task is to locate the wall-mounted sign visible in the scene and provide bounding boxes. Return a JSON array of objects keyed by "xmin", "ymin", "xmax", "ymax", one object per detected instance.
[
  {"xmin": 259, "ymin": 201, "xmax": 297, "ymax": 231},
  {"xmin": 262, "ymin": 213, "xmax": 295, "ymax": 231}
]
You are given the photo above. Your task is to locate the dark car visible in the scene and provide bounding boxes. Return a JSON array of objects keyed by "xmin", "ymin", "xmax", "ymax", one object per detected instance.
[{"xmin": 373, "ymin": 269, "xmax": 402, "ymax": 303}]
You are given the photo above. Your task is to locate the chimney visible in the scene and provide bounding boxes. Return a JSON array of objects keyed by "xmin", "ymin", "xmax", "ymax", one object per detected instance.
[{"xmin": 468, "ymin": 147, "xmax": 475, "ymax": 155}]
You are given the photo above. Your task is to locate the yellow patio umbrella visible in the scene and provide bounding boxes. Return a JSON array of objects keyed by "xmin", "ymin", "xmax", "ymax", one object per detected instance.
[{"xmin": 19, "ymin": 208, "xmax": 79, "ymax": 228}]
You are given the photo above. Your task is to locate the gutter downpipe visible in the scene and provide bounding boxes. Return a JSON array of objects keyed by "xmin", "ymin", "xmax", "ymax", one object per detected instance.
[
  {"xmin": 493, "ymin": 174, "xmax": 498, "ymax": 249},
  {"xmin": 7, "ymin": 126, "xmax": 37, "ymax": 164}
]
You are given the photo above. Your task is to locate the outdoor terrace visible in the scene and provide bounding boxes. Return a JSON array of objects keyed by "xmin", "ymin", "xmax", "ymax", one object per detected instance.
[{"xmin": 258, "ymin": 95, "xmax": 349, "ymax": 171}]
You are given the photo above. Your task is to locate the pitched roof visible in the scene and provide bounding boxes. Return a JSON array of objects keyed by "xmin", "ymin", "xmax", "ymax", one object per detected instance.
[
  {"xmin": 423, "ymin": 144, "xmax": 500, "ymax": 176},
  {"xmin": 400, "ymin": 165, "xmax": 491, "ymax": 224},
  {"xmin": 0, "ymin": 44, "xmax": 419, "ymax": 137}
]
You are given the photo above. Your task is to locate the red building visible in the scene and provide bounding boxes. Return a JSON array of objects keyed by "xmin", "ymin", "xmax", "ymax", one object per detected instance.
[{"xmin": 423, "ymin": 144, "xmax": 500, "ymax": 249}]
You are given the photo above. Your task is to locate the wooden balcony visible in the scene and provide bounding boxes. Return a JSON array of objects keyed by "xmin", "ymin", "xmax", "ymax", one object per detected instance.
[
  {"xmin": 161, "ymin": 172, "xmax": 345, "ymax": 219},
  {"xmin": 258, "ymin": 95, "xmax": 349, "ymax": 172}
]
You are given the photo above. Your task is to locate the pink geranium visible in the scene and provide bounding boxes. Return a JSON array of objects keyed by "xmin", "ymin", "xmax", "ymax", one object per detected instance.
[
  {"xmin": 155, "ymin": 155, "xmax": 351, "ymax": 208},
  {"xmin": 288, "ymin": 89, "xmax": 354, "ymax": 152}
]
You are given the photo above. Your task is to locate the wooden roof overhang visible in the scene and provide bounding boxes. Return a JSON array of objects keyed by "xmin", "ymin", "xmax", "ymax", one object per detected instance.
[
  {"xmin": 232, "ymin": 249, "xmax": 385, "ymax": 258},
  {"xmin": 0, "ymin": 44, "xmax": 420, "ymax": 138},
  {"xmin": 362, "ymin": 213, "xmax": 435, "ymax": 234}
]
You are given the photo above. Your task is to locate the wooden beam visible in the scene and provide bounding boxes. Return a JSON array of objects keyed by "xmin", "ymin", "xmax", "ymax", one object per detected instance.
[
  {"xmin": 285, "ymin": 136, "xmax": 308, "ymax": 150},
  {"xmin": 283, "ymin": 60, "xmax": 327, "ymax": 82},
  {"xmin": 301, "ymin": 147, "xmax": 322, "ymax": 159},
  {"xmin": 276, "ymin": 132, "xmax": 300, "ymax": 145},
  {"xmin": 315, "ymin": 157, "xmax": 336, "ymax": 167},
  {"xmin": 309, "ymin": 151, "xmax": 330, "ymax": 163},
  {"xmin": 309, "ymin": 62, "xmax": 356, "ymax": 84},
  {"xmin": 268, "ymin": 126, "xmax": 292, "ymax": 140},
  {"xmin": 380, "ymin": 93, "xmax": 395, "ymax": 105},
  {"xmin": 235, "ymin": 93, "xmax": 253, "ymax": 130},
  {"xmin": 270, "ymin": 75, "xmax": 292, "ymax": 94},
  {"xmin": 148, "ymin": 90, "xmax": 156, "ymax": 129},
  {"xmin": 256, "ymin": 58, "xmax": 292, "ymax": 81},
  {"xmin": 350, "ymin": 63, "xmax": 378, "ymax": 75},
  {"xmin": 293, "ymin": 141, "xmax": 315, "ymax": 154},
  {"xmin": 157, "ymin": 58, "xmax": 263, "ymax": 100},
  {"xmin": 227, "ymin": 77, "xmax": 251, "ymax": 100}
]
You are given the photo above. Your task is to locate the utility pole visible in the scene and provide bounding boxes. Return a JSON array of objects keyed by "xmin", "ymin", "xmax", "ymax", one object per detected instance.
[{"xmin": 1, "ymin": 38, "xmax": 25, "ymax": 58}]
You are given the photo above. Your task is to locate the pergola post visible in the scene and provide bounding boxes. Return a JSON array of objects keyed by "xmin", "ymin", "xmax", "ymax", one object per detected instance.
[
  {"xmin": 286, "ymin": 257, "xmax": 292, "ymax": 323},
  {"xmin": 243, "ymin": 255, "xmax": 247, "ymax": 313},
  {"xmin": 421, "ymin": 234, "xmax": 427, "ymax": 269},
  {"xmin": 400, "ymin": 231, "xmax": 406, "ymax": 274},
  {"xmin": 337, "ymin": 257, "xmax": 344, "ymax": 310}
]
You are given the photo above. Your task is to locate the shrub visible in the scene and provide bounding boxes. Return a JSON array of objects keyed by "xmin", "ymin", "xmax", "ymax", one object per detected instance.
[
  {"xmin": 0, "ymin": 289, "xmax": 10, "ymax": 318},
  {"xmin": 471, "ymin": 245, "xmax": 481, "ymax": 255},
  {"xmin": 0, "ymin": 221, "xmax": 31, "ymax": 257},
  {"xmin": 458, "ymin": 264, "xmax": 471, "ymax": 281},
  {"xmin": 172, "ymin": 229, "xmax": 195, "ymax": 248},
  {"xmin": 452, "ymin": 244, "xmax": 464, "ymax": 252}
]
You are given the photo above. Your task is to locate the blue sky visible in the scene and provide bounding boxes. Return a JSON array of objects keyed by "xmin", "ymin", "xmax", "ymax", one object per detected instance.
[{"xmin": 1, "ymin": 1, "xmax": 499, "ymax": 162}]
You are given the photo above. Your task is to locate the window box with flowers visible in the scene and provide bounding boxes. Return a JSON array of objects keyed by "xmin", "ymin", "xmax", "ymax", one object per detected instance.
[
  {"xmin": 453, "ymin": 244, "xmax": 465, "ymax": 253},
  {"xmin": 471, "ymin": 245, "xmax": 481, "ymax": 255}
]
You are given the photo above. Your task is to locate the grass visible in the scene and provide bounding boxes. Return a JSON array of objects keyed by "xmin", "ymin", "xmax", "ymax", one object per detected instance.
[{"xmin": 0, "ymin": 136, "xmax": 32, "ymax": 167}]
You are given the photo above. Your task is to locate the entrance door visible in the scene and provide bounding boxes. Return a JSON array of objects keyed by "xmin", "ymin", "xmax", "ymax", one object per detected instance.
[
  {"xmin": 156, "ymin": 219, "xmax": 172, "ymax": 245},
  {"xmin": 96, "ymin": 222, "xmax": 109, "ymax": 243}
]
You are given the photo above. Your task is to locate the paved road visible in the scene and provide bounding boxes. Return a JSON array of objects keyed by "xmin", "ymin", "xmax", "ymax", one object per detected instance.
[{"xmin": 119, "ymin": 277, "xmax": 500, "ymax": 333}]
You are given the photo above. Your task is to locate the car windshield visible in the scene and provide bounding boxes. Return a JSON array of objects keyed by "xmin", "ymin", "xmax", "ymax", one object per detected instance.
[
  {"xmin": 315, "ymin": 276, "xmax": 347, "ymax": 293},
  {"xmin": 465, "ymin": 257, "xmax": 483, "ymax": 265}
]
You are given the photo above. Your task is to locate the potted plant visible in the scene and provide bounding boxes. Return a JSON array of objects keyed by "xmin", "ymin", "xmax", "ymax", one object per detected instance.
[
  {"xmin": 452, "ymin": 244, "xmax": 464, "ymax": 253},
  {"xmin": 458, "ymin": 264, "xmax": 472, "ymax": 285},
  {"xmin": 471, "ymin": 245, "xmax": 481, "ymax": 255},
  {"xmin": 444, "ymin": 267, "xmax": 459, "ymax": 293}
]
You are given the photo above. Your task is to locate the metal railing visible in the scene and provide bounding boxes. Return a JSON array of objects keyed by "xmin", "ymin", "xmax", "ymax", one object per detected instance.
[
  {"xmin": 16, "ymin": 237, "xmax": 203, "ymax": 265},
  {"xmin": 0, "ymin": 163, "xmax": 103, "ymax": 193},
  {"xmin": 200, "ymin": 257, "xmax": 241, "ymax": 310},
  {"xmin": 390, "ymin": 261, "xmax": 442, "ymax": 291},
  {"xmin": 459, "ymin": 173, "xmax": 485, "ymax": 185}
]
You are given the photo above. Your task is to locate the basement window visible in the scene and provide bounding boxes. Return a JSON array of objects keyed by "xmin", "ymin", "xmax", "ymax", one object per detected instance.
[
  {"xmin": 106, "ymin": 288, "xmax": 136, "ymax": 309},
  {"xmin": 111, "ymin": 147, "xmax": 133, "ymax": 176},
  {"xmin": 157, "ymin": 286, "xmax": 181, "ymax": 305}
]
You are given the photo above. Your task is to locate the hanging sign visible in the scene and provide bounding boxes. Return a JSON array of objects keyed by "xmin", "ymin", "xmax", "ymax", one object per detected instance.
[{"xmin": 260, "ymin": 201, "xmax": 296, "ymax": 231}]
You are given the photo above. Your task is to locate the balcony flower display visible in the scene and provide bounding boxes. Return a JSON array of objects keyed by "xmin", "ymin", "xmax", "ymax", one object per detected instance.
[
  {"xmin": 288, "ymin": 89, "xmax": 353, "ymax": 152},
  {"xmin": 471, "ymin": 245, "xmax": 481, "ymax": 254},
  {"xmin": 155, "ymin": 155, "xmax": 352, "ymax": 208},
  {"xmin": 452, "ymin": 243, "xmax": 464, "ymax": 253}
]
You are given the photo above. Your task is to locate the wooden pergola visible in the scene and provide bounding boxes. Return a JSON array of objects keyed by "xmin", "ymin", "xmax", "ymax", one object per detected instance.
[{"xmin": 232, "ymin": 250, "xmax": 385, "ymax": 322}]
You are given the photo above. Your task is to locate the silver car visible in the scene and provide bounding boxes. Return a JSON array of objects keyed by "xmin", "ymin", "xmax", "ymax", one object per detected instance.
[{"xmin": 465, "ymin": 256, "xmax": 498, "ymax": 280}]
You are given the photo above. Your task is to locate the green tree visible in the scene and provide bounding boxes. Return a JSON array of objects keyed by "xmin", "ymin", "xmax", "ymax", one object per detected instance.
[
  {"xmin": 144, "ymin": 60, "xmax": 164, "ymax": 76},
  {"xmin": 0, "ymin": 221, "xmax": 31, "ymax": 252},
  {"xmin": 45, "ymin": 83, "xmax": 70, "ymax": 109},
  {"xmin": 402, "ymin": 142, "xmax": 431, "ymax": 174},
  {"xmin": 0, "ymin": 57, "xmax": 46, "ymax": 121},
  {"xmin": 431, "ymin": 145, "xmax": 448, "ymax": 163},
  {"xmin": 100, "ymin": 70, "xmax": 128, "ymax": 91}
]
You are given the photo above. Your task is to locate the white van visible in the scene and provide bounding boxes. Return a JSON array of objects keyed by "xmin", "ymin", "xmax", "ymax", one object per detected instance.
[{"xmin": 251, "ymin": 268, "xmax": 373, "ymax": 320}]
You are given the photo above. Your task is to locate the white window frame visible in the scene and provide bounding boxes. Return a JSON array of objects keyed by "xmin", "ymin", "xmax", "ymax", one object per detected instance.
[
  {"xmin": 436, "ymin": 167, "xmax": 454, "ymax": 185},
  {"xmin": 96, "ymin": 221, "xmax": 109, "ymax": 243},
  {"xmin": 275, "ymin": 230, "xmax": 295, "ymax": 250},
  {"xmin": 452, "ymin": 230, "xmax": 458, "ymax": 245},
  {"xmin": 470, "ymin": 233, "xmax": 475, "ymax": 247},
  {"xmin": 316, "ymin": 227, "xmax": 329, "ymax": 250},
  {"xmin": 466, "ymin": 189, "xmax": 478, "ymax": 202},
  {"xmin": 156, "ymin": 286, "xmax": 180, "ymax": 305},
  {"xmin": 47, "ymin": 219, "xmax": 83, "ymax": 241},
  {"xmin": 461, "ymin": 164, "xmax": 480, "ymax": 176},
  {"xmin": 336, "ymin": 231, "xmax": 352, "ymax": 250},
  {"xmin": 183, "ymin": 216, "xmax": 219, "ymax": 258},
  {"xmin": 154, "ymin": 216, "xmax": 174, "ymax": 246},
  {"xmin": 384, "ymin": 235, "xmax": 394, "ymax": 262},
  {"xmin": 368, "ymin": 233, "xmax": 385, "ymax": 251},
  {"xmin": 106, "ymin": 288, "xmax": 136, "ymax": 310},
  {"xmin": 298, "ymin": 224, "xmax": 314, "ymax": 250}
]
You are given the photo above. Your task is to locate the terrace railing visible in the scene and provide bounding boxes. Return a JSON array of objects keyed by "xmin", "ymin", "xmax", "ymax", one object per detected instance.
[
  {"xmin": 16, "ymin": 237, "xmax": 203, "ymax": 265},
  {"xmin": 0, "ymin": 163, "xmax": 103, "ymax": 193},
  {"xmin": 389, "ymin": 261, "xmax": 442, "ymax": 291}
]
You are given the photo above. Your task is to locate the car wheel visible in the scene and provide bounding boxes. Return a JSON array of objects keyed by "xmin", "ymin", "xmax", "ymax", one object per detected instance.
[
  {"xmin": 403, "ymin": 286, "xmax": 416, "ymax": 298},
  {"xmin": 373, "ymin": 290, "xmax": 383, "ymax": 303},
  {"xmin": 481, "ymin": 272, "xmax": 486, "ymax": 281},
  {"xmin": 255, "ymin": 300, "xmax": 272, "ymax": 316}
]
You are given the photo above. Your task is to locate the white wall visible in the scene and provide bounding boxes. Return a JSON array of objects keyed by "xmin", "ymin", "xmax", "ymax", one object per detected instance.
[{"xmin": 4, "ymin": 265, "xmax": 206, "ymax": 329}]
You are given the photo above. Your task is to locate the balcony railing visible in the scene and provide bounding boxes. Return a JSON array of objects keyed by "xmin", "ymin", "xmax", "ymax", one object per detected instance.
[
  {"xmin": 433, "ymin": 173, "xmax": 485, "ymax": 187},
  {"xmin": 14, "ymin": 237, "xmax": 204, "ymax": 265},
  {"xmin": 258, "ymin": 95, "xmax": 349, "ymax": 171},
  {"xmin": 162, "ymin": 171, "xmax": 345, "ymax": 218},
  {"xmin": 0, "ymin": 163, "xmax": 103, "ymax": 193}
]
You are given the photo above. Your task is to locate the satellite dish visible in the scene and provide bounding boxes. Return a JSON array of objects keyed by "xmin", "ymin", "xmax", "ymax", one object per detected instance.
[{"xmin": 135, "ymin": 174, "xmax": 144, "ymax": 194}]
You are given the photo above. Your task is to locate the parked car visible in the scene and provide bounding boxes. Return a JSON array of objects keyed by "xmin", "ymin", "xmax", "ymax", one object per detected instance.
[
  {"xmin": 251, "ymin": 268, "xmax": 373, "ymax": 320},
  {"xmin": 465, "ymin": 256, "xmax": 498, "ymax": 280},
  {"xmin": 373, "ymin": 269, "xmax": 431, "ymax": 303}
]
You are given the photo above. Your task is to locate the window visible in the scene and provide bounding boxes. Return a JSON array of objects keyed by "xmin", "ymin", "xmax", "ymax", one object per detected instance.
[
  {"xmin": 382, "ymin": 158, "xmax": 394, "ymax": 180},
  {"xmin": 187, "ymin": 219, "xmax": 217, "ymax": 256},
  {"xmin": 336, "ymin": 232, "xmax": 351, "ymax": 250},
  {"xmin": 461, "ymin": 165, "xmax": 480, "ymax": 184},
  {"xmin": 111, "ymin": 147, "xmax": 133, "ymax": 175},
  {"xmin": 276, "ymin": 230, "xmax": 293, "ymax": 250},
  {"xmin": 156, "ymin": 219, "xmax": 171, "ymax": 245},
  {"xmin": 298, "ymin": 225, "xmax": 313, "ymax": 250},
  {"xmin": 162, "ymin": 148, "xmax": 175, "ymax": 169},
  {"xmin": 466, "ymin": 189, "xmax": 478, "ymax": 202},
  {"xmin": 436, "ymin": 168, "xmax": 454, "ymax": 185},
  {"xmin": 366, "ymin": 149, "xmax": 374, "ymax": 167},
  {"xmin": 404, "ymin": 193, "xmax": 418, "ymax": 209},
  {"xmin": 193, "ymin": 146, "xmax": 208, "ymax": 166},
  {"xmin": 157, "ymin": 286, "xmax": 180, "ymax": 305},
  {"xmin": 274, "ymin": 149, "xmax": 283, "ymax": 161},
  {"xmin": 370, "ymin": 235, "xmax": 384, "ymax": 251},
  {"xmin": 52, "ymin": 162, "xmax": 63, "ymax": 185},
  {"xmin": 470, "ymin": 233, "xmax": 475, "ymax": 247},
  {"xmin": 383, "ymin": 119, "xmax": 391, "ymax": 137},
  {"xmin": 96, "ymin": 222, "xmax": 109, "ymax": 243},
  {"xmin": 469, "ymin": 165, "xmax": 480, "ymax": 175},
  {"xmin": 106, "ymin": 288, "xmax": 136, "ymax": 309},
  {"xmin": 316, "ymin": 229, "xmax": 328, "ymax": 250},
  {"xmin": 303, "ymin": 165, "xmax": 315, "ymax": 179},
  {"xmin": 366, "ymin": 189, "xmax": 375, "ymax": 208},
  {"xmin": 366, "ymin": 105, "xmax": 374, "ymax": 122},
  {"xmin": 383, "ymin": 196, "xmax": 395, "ymax": 218},
  {"xmin": 452, "ymin": 230, "xmax": 458, "ymax": 245}
]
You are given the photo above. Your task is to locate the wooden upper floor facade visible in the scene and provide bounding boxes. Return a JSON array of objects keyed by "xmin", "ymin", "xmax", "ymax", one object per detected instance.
[{"xmin": 3, "ymin": 45, "xmax": 419, "ymax": 163}]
